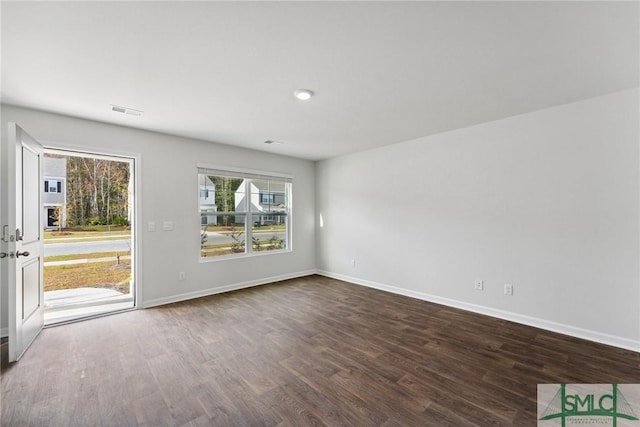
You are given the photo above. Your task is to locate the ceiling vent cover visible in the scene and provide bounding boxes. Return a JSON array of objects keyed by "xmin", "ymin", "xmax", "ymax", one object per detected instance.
[{"xmin": 111, "ymin": 105, "xmax": 143, "ymax": 116}]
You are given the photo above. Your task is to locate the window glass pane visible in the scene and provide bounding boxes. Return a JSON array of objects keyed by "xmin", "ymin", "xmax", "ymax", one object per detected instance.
[
  {"xmin": 199, "ymin": 175, "xmax": 245, "ymax": 213},
  {"xmin": 250, "ymin": 179, "xmax": 287, "ymax": 213},
  {"xmin": 251, "ymin": 214, "xmax": 287, "ymax": 252},
  {"xmin": 200, "ymin": 214, "xmax": 246, "ymax": 257},
  {"xmin": 232, "ymin": 179, "xmax": 247, "ymax": 212}
]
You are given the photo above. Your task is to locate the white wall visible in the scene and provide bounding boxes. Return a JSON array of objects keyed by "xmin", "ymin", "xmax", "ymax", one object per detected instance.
[
  {"xmin": 316, "ymin": 89, "xmax": 640, "ymax": 351},
  {"xmin": 1, "ymin": 105, "xmax": 316, "ymax": 331},
  {"xmin": 3, "ymin": 90, "xmax": 638, "ymax": 351}
]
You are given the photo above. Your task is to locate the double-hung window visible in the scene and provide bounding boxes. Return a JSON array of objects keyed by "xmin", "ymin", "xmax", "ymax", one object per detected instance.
[
  {"xmin": 261, "ymin": 193, "xmax": 275, "ymax": 204},
  {"xmin": 198, "ymin": 166, "xmax": 292, "ymax": 259},
  {"xmin": 45, "ymin": 179, "xmax": 62, "ymax": 193}
]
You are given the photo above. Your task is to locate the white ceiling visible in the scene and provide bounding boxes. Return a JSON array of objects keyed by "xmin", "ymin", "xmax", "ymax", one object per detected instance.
[{"xmin": 1, "ymin": 1, "xmax": 638, "ymax": 161}]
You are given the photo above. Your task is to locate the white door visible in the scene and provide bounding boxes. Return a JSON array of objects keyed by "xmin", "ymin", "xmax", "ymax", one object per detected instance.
[{"xmin": 6, "ymin": 123, "xmax": 44, "ymax": 362}]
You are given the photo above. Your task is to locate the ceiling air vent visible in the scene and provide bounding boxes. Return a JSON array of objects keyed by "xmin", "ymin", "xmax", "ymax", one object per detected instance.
[{"xmin": 111, "ymin": 104, "xmax": 143, "ymax": 116}]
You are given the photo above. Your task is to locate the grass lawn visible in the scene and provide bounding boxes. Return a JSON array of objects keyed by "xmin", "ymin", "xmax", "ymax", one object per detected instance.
[
  {"xmin": 200, "ymin": 246, "xmax": 239, "ymax": 257},
  {"xmin": 44, "ymin": 226, "xmax": 132, "ymax": 294},
  {"xmin": 200, "ymin": 242, "xmax": 284, "ymax": 257},
  {"xmin": 44, "ymin": 260, "xmax": 131, "ymax": 293}
]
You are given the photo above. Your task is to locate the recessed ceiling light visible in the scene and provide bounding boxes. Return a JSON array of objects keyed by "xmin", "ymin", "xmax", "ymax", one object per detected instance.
[
  {"xmin": 294, "ymin": 89, "xmax": 314, "ymax": 101},
  {"xmin": 111, "ymin": 104, "xmax": 143, "ymax": 116}
]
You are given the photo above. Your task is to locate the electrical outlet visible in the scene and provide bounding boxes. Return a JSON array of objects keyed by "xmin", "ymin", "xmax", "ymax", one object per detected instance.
[
  {"xmin": 474, "ymin": 279, "xmax": 484, "ymax": 291},
  {"xmin": 504, "ymin": 283, "xmax": 513, "ymax": 296},
  {"xmin": 179, "ymin": 272, "xmax": 185, "ymax": 281}
]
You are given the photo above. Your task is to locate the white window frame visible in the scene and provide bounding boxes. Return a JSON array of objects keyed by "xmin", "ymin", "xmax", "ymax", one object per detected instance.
[{"xmin": 198, "ymin": 164, "xmax": 292, "ymax": 261}]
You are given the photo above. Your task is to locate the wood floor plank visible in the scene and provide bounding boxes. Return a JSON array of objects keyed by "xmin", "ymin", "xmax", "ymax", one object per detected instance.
[
  {"xmin": 132, "ymin": 391, "xmax": 175, "ymax": 427},
  {"xmin": 260, "ymin": 385, "xmax": 325, "ymax": 427},
  {"xmin": 207, "ymin": 364, "xmax": 283, "ymax": 427},
  {"xmin": 279, "ymin": 355, "xmax": 390, "ymax": 425},
  {"xmin": 2, "ymin": 275, "xmax": 638, "ymax": 426},
  {"xmin": 329, "ymin": 369, "xmax": 432, "ymax": 425},
  {"xmin": 192, "ymin": 379, "xmax": 256, "ymax": 426},
  {"xmin": 397, "ymin": 373, "xmax": 506, "ymax": 426}
]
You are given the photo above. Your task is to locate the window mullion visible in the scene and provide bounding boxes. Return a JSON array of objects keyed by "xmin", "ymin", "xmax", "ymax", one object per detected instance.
[{"xmin": 245, "ymin": 179, "xmax": 252, "ymax": 253}]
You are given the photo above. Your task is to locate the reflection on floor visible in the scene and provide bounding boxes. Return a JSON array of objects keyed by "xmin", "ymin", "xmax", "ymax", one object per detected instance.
[{"xmin": 44, "ymin": 287, "xmax": 134, "ymax": 325}]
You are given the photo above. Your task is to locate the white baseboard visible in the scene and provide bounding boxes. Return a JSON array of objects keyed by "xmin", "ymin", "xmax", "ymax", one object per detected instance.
[
  {"xmin": 317, "ymin": 270, "xmax": 640, "ymax": 353},
  {"xmin": 142, "ymin": 269, "xmax": 317, "ymax": 309}
]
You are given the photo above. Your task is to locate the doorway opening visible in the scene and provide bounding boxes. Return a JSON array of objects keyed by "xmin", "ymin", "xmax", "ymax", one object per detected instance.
[{"xmin": 42, "ymin": 149, "xmax": 136, "ymax": 325}]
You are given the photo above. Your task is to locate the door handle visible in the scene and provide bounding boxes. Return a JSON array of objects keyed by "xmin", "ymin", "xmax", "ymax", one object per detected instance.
[
  {"xmin": 15, "ymin": 251, "xmax": 30, "ymax": 258},
  {"xmin": 0, "ymin": 252, "xmax": 7, "ymax": 259}
]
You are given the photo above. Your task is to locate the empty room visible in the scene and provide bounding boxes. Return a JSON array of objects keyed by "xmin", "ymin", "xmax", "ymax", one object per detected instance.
[{"xmin": 1, "ymin": 1, "xmax": 639, "ymax": 426}]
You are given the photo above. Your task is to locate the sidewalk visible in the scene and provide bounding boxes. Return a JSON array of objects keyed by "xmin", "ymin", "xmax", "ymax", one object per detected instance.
[
  {"xmin": 45, "ymin": 234, "xmax": 130, "ymax": 243},
  {"xmin": 45, "ymin": 255, "xmax": 131, "ymax": 267}
]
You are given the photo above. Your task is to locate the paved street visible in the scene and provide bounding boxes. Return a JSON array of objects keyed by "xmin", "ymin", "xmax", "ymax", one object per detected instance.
[
  {"xmin": 44, "ymin": 231, "xmax": 284, "ymax": 256},
  {"xmin": 44, "ymin": 239, "xmax": 132, "ymax": 256}
]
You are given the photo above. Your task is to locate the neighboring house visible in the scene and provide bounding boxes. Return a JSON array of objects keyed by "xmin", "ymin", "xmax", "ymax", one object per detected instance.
[
  {"xmin": 199, "ymin": 174, "xmax": 217, "ymax": 225},
  {"xmin": 43, "ymin": 156, "xmax": 67, "ymax": 229},
  {"xmin": 235, "ymin": 179, "xmax": 287, "ymax": 225}
]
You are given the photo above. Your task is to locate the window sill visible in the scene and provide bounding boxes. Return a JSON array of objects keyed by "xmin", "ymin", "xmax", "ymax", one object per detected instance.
[{"xmin": 199, "ymin": 248, "xmax": 292, "ymax": 263}]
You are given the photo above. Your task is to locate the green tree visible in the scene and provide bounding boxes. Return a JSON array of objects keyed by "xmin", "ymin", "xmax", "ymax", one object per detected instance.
[
  {"xmin": 59, "ymin": 155, "xmax": 130, "ymax": 227},
  {"xmin": 208, "ymin": 176, "xmax": 243, "ymax": 226}
]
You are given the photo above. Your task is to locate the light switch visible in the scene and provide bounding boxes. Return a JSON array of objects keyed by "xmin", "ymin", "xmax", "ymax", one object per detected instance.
[
  {"xmin": 163, "ymin": 221, "xmax": 174, "ymax": 231},
  {"xmin": 148, "ymin": 221, "xmax": 156, "ymax": 232}
]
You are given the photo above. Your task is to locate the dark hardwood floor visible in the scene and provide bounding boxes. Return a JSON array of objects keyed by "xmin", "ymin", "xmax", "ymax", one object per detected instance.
[{"xmin": 2, "ymin": 275, "xmax": 638, "ymax": 426}]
